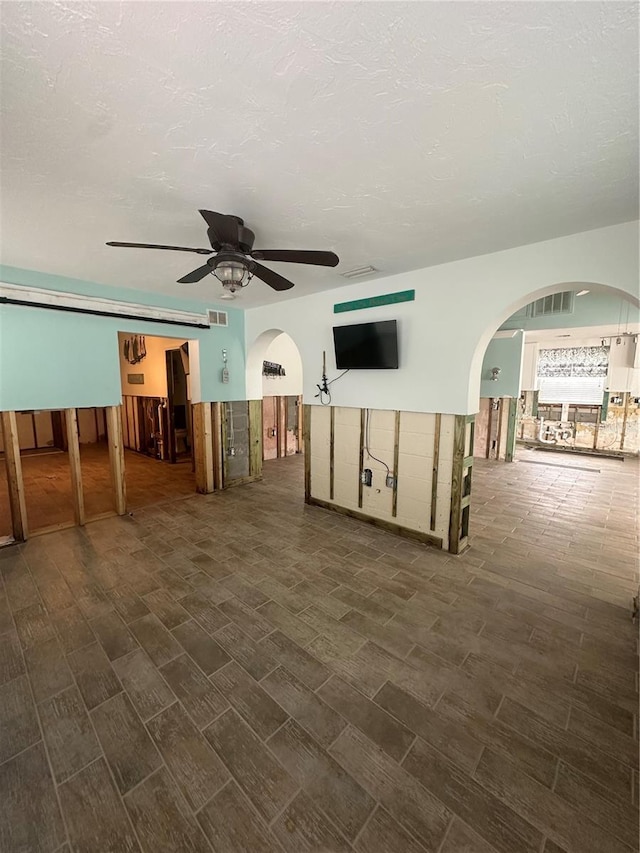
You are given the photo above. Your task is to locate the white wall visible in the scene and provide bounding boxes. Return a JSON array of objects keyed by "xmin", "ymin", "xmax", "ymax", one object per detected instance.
[
  {"xmin": 261, "ymin": 333, "xmax": 303, "ymax": 397},
  {"xmin": 245, "ymin": 222, "xmax": 639, "ymax": 415}
]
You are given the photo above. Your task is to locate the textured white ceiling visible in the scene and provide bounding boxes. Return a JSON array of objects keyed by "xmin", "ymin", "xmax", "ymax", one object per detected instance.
[{"xmin": 1, "ymin": 1, "xmax": 638, "ymax": 308}]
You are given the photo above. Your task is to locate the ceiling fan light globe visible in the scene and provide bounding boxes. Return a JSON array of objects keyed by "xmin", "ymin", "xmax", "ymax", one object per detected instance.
[{"xmin": 214, "ymin": 260, "xmax": 248, "ymax": 284}]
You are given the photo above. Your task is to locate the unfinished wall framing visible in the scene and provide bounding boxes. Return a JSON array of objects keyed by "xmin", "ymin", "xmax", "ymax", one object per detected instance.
[
  {"xmin": 303, "ymin": 404, "xmax": 474, "ymax": 554},
  {"xmin": 0, "ymin": 399, "xmax": 264, "ymax": 543}
]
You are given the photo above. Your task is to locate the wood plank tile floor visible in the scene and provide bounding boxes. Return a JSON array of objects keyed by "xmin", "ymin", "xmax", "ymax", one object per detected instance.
[{"xmin": 0, "ymin": 450, "xmax": 638, "ymax": 852}]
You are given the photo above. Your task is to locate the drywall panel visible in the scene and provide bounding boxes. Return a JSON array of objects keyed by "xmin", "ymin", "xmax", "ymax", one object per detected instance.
[
  {"xmin": 521, "ymin": 342, "xmax": 538, "ymax": 391},
  {"xmin": 310, "ymin": 406, "xmax": 456, "ymax": 549}
]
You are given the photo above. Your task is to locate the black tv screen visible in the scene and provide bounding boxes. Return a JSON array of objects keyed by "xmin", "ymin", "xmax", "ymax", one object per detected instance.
[{"xmin": 333, "ymin": 320, "xmax": 398, "ymax": 369}]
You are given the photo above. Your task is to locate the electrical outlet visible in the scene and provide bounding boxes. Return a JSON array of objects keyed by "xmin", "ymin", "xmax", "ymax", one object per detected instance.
[
  {"xmin": 360, "ymin": 468, "xmax": 372, "ymax": 487},
  {"xmin": 385, "ymin": 474, "xmax": 396, "ymax": 489},
  {"xmin": 221, "ymin": 367, "xmax": 230, "ymax": 384}
]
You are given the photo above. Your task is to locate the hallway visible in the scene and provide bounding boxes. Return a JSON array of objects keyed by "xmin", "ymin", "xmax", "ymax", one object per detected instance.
[{"xmin": 0, "ymin": 452, "xmax": 637, "ymax": 853}]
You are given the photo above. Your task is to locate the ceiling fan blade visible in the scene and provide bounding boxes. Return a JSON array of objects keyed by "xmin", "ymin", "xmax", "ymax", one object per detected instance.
[
  {"xmin": 106, "ymin": 241, "xmax": 212, "ymax": 255},
  {"xmin": 199, "ymin": 210, "xmax": 239, "ymax": 246},
  {"xmin": 252, "ymin": 262, "xmax": 295, "ymax": 291},
  {"xmin": 177, "ymin": 264, "xmax": 213, "ymax": 284},
  {"xmin": 251, "ymin": 249, "xmax": 339, "ymax": 267}
]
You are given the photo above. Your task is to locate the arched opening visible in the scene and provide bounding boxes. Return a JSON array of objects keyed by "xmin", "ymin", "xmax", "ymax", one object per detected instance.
[
  {"xmin": 246, "ymin": 328, "xmax": 304, "ymax": 463},
  {"xmin": 463, "ymin": 281, "xmax": 639, "ymax": 611}
]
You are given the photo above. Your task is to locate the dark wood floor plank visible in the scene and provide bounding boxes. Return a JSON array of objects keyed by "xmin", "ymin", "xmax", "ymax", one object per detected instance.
[
  {"xmin": 129, "ymin": 614, "xmax": 183, "ymax": 667},
  {"xmin": 59, "ymin": 757, "xmax": 140, "ymax": 853},
  {"xmin": 210, "ymin": 660, "xmax": 288, "ymax": 739},
  {"xmin": 0, "ymin": 673, "xmax": 41, "ymax": 763},
  {"xmin": 67, "ymin": 642, "xmax": 122, "ymax": 710},
  {"xmin": 474, "ymin": 748, "xmax": 630, "ymax": 853},
  {"xmin": 197, "ymin": 780, "xmax": 284, "ymax": 853},
  {"xmin": 160, "ymin": 653, "xmax": 228, "ymax": 729},
  {"xmin": 204, "ymin": 709, "xmax": 297, "ymax": 822},
  {"xmin": 91, "ymin": 692, "xmax": 162, "ymax": 794},
  {"xmin": 125, "ymin": 767, "xmax": 211, "ymax": 853},
  {"xmin": 354, "ymin": 805, "xmax": 428, "ymax": 853},
  {"xmin": 113, "ymin": 647, "xmax": 176, "ymax": 722},
  {"xmin": 260, "ymin": 629, "xmax": 330, "ymax": 689},
  {"xmin": 39, "ymin": 685, "xmax": 101, "ymax": 783},
  {"xmin": 146, "ymin": 701, "xmax": 229, "ymax": 811},
  {"xmin": 329, "ymin": 726, "xmax": 451, "ymax": 850},
  {"xmin": 262, "ymin": 666, "xmax": 346, "ymax": 748},
  {"xmin": 272, "ymin": 790, "xmax": 351, "ymax": 853},
  {"xmin": 269, "ymin": 718, "xmax": 375, "ymax": 841},
  {"xmin": 0, "ymin": 742, "xmax": 66, "ymax": 853}
]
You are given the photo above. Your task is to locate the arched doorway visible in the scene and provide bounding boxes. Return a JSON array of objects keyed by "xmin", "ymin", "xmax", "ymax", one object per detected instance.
[
  {"xmin": 470, "ymin": 282, "xmax": 639, "ymax": 463},
  {"xmin": 463, "ymin": 282, "xmax": 639, "ymax": 613},
  {"xmin": 246, "ymin": 329, "xmax": 304, "ymax": 461}
]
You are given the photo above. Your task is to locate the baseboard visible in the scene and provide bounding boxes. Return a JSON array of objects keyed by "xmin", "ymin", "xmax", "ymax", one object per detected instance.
[{"xmin": 307, "ymin": 496, "xmax": 443, "ymax": 550}]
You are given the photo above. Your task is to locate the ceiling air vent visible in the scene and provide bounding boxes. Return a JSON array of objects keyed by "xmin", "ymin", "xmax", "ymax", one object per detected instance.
[
  {"xmin": 208, "ymin": 309, "xmax": 228, "ymax": 327},
  {"xmin": 341, "ymin": 265, "xmax": 378, "ymax": 279},
  {"xmin": 529, "ymin": 291, "xmax": 574, "ymax": 318}
]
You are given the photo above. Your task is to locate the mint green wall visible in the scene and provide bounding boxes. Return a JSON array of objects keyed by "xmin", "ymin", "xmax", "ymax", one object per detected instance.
[
  {"xmin": 480, "ymin": 332, "xmax": 524, "ymax": 398},
  {"xmin": 0, "ymin": 266, "xmax": 245, "ymax": 411},
  {"xmin": 500, "ymin": 290, "xmax": 639, "ymax": 332}
]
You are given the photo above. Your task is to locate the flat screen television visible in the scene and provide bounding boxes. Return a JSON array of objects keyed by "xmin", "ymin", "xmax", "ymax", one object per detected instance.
[{"xmin": 332, "ymin": 319, "xmax": 398, "ymax": 369}]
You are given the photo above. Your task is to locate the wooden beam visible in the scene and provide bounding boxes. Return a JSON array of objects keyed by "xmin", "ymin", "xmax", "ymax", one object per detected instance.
[
  {"xmin": 505, "ymin": 398, "xmax": 518, "ymax": 463},
  {"xmin": 297, "ymin": 395, "xmax": 303, "ymax": 454},
  {"xmin": 211, "ymin": 402, "xmax": 223, "ymax": 490},
  {"xmin": 248, "ymin": 399, "xmax": 263, "ymax": 479},
  {"xmin": 193, "ymin": 403, "xmax": 214, "ymax": 494},
  {"xmin": 303, "ymin": 404, "xmax": 311, "ymax": 503},
  {"xmin": 276, "ymin": 396, "xmax": 282, "ymax": 459},
  {"xmin": 105, "ymin": 405, "xmax": 126, "ymax": 515},
  {"xmin": 308, "ymin": 496, "xmax": 443, "ymax": 549},
  {"xmin": 220, "ymin": 402, "xmax": 228, "ymax": 488},
  {"xmin": 329, "ymin": 407, "xmax": 335, "ymax": 501},
  {"xmin": 430, "ymin": 413, "xmax": 441, "ymax": 531},
  {"xmin": 485, "ymin": 400, "xmax": 493, "ymax": 459},
  {"xmin": 358, "ymin": 408, "xmax": 365, "ymax": 509},
  {"xmin": 495, "ymin": 399, "xmax": 504, "ymax": 460},
  {"xmin": 65, "ymin": 408, "xmax": 85, "ymax": 525},
  {"xmin": 448, "ymin": 414, "xmax": 467, "ymax": 554},
  {"xmin": 392, "ymin": 410, "xmax": 400, "ymax": 518},
  {"xmin": 620, "ymin": 392, "xmax": 630, "ymax": 451},
  {"xmin": 0, "ymin": 411, "xmax": 28, "ymax": 540}
]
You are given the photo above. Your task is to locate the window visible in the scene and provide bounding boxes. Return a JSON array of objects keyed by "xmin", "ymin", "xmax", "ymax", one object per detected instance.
[{"xmin": 537, "ymin": 346, "xmax": 608, "ymax": 405}]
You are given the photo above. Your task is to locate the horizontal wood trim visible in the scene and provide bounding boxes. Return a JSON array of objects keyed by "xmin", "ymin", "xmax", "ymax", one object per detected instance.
[
  {"xmin": 223, "ymin": 474, "xmax": 263, "ymax": 489},
  {"xmin": 308, "ymin": 496, "xmax": 443, "ymax": 550}
]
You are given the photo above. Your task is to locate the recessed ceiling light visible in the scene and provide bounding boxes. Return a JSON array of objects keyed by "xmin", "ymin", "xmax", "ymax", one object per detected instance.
[
  {"xmin": 341, "ymin": 265, "xmax": 378, "ymax": 279},
  {"xmin": 576, "ymin": 289, "xmax": 590, "ymax": 296}
]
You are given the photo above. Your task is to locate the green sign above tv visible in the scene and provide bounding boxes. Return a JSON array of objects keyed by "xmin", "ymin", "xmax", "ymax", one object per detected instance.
[{"xmin": 333, "ymin": 289, "xmax": 415, "ymax": 314}]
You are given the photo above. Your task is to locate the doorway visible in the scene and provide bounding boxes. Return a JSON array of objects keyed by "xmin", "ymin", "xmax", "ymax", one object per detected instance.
[{"xmin": 117, "ymin": 332, "xmax": 197, "ymax": 509}]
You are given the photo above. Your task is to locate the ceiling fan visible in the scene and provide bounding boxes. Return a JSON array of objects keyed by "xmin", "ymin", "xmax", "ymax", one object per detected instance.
[{"xmin": 107, "ymin": 210, "xmax": 339, "ymax": 298}]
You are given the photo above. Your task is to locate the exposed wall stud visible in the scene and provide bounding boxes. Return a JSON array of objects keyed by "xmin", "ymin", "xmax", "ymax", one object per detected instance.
[
  {"xmin": 211, "ymin": 402, "xmax": 223, "ymax": 490},
  {"xmin": 505, "ymin": 398, "xmax": 518, "ymax": 463},
  {"xmin": 392, "ymin": 410, "xmax": 400, "ymax": 518},
  {"xmin": 193, "ymin": 402, "xmax": 214, "ymax": 494},
  {"xmin": 303, "ymin": 404, "xmax": 311, "ymax": 503},
  {"xmin": 106, "ymin": 405, "xmax": 126, "ymax": 515},
  {"xmin": 430, "ymin": 413, "xmax": 441, "ymax": 531},
  {"xmin": 329, "ymin": 407, "xmax": 335, "ymax": 501},
  {"xmin": 620, "ymin": 392, "xmax": 630, "ymax": 450},
  {"xmin": 65, "ymin": 408, "xmax": 85, "ymax": 525},
  {"xmin": 358, "ymin": 408, "xmax": 365, "ymax": 509},
  {"xmin": 0, "ymin": 411, "xmax": 28, "ymax": 540},
  {"xmin": 248, "ymin": 399, "xmax": 263, "ymax": 479},
  {"xmin": 448, "ymin": 414, "xmax": 468, "ymax": 554}
]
